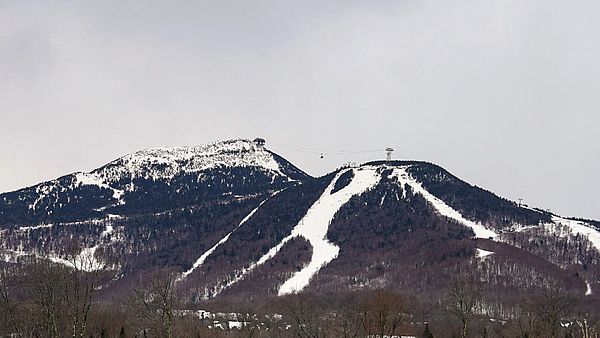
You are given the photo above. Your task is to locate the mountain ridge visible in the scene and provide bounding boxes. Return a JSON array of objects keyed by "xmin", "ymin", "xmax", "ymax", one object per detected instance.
[
  {"xmin": 0, "ymin": 139, "xmax": 309, "ymax": 225},
  {"xmin": 0, "ymin": 138, "xmax": 599, "ymax": 315}
]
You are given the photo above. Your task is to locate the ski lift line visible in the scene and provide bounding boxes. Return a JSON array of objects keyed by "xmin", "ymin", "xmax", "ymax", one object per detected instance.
[
  {"xmin": 268, "ymin": 142, "xmax": 387, "ymax": 155},
  {"xmin": 271, "ymin": 142, "xmax": 382, "ymax": 154},
  {"xmin": 267, "ymin": 144, "xmax": 330, "ymax": 155},
  {"xmin": 270, "ymin": 146, "xmax": 382, "ymax": 156},
  {"xmin": 268, "ymin": 145, "xmax": 339, "ymax": 155},
  {"xmin": 271, "ymin": 147, "xmax": 328, "ymax": 155},
  {"xmin": 345, "ymin": 149, "xmax": 385, "ymax": 154},
  {"xmin": 268, "ymin": 141, "xmax": 346, "ymax": 153}
]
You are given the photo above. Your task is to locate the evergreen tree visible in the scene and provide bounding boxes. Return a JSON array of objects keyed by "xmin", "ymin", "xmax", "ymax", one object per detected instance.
[
  {"xmin": 422, "ymin": 322, "xmax": 434, "ymax": 338},
  {"xmin": 119, "ymin": 326, "xmax": 126, "ymax": 338}
]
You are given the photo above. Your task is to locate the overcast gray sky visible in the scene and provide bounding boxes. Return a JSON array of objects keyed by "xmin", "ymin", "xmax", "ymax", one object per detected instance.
[{"xmin": 1, "ymin": 0, "xmax": 599, "ymax": 219}]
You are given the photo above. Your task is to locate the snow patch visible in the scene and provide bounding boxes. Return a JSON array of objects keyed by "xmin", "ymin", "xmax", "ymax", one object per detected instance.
[
  {"xmin": 228, "ymin": 321, "xmax": 244, "ymax": 329},
  {"xmin": 475, "ymin": 248, "xmax": 494, "ymax": 260},
  {"xmin": 389, "ymin": 167, "xmax": 498, "ymax": 239},
  {"xmin": 101, "ymin": 224, "xmax": 114, "ymax": 238},
  {"xmin": 552, "ymin": 216, "xmax": 600, "ymax": 253},
  {"xmin": 379, "ymin": 192, "xmax": 387, "ymax": 206},
  {"xmin": 1, "ymin": 248, "xmax": 103, "ymax": 272},
  {"xmin": 59, "ymin": 222, "xmax": 116, "ymax": 272},
  {"xmin": 585, "ymin": 281, "xmax": 593, "ymax": 296},
  {"xmin": 75, "ymin": 172, "xmax": 124, "ymax": 200},
  {"xmin": 0, "ymin": 250, "xmax": 25, "ymax": 264},
  {"xmin": 18, "ymin": 224, "xmax": 53, "ymax": 231},
  {"xmin": 29, "ymin": 182, "xmax": 58, "ymax": 211},
  {"xmin": 5, "ymin": 222, "xmax": 117, "ymax": 272}
]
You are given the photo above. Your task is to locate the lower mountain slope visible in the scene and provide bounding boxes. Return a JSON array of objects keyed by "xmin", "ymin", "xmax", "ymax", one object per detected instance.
[{"xmin": 181, "ymin": 162, "xmax": 600, "ymax": 314}]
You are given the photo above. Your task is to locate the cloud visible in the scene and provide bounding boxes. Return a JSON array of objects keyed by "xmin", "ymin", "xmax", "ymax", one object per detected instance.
[{"xmin": 0, "ymin": 0, "xmax": 599, "ymax": 219}]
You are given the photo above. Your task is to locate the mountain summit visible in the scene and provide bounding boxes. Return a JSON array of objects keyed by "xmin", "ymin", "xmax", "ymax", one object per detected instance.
[{"xmin": 0, "ymin": 139, "xmax": 308, "ymax": 224}]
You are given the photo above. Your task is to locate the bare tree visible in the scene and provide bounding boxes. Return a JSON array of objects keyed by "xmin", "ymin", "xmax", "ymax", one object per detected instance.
[
  {"xmin": 20, "ymin": 245, "xmax": 106, "ymax": 338},
  {"xmin": 0, "ymin": 265, "xmax": 23, "ymax": 336},
  {"xmin": 537, "ymin": 291, "xmax": 576, "ymax": 338},
  {"xmin": 443, "ymin": 274, "xmax": 482, "ymax": 338},
  {"xmin": 64, "ymin": 246, "xmax": 106, "ymax": 338},
  {"xmin": 575, "ymin": 314, "xmax": 593, "ymax": 338},
  {"xmin": 331, "ymin": 298, "xmax": 362, "ymax": 338},
  {"xmin": 517, "ymin": 287, "xmax": 577, "ymax": 338},
  {"xmin": 512, "ymin": 305, "xmax": 543, "ymax": 338},
  {"xmin": 23, "ymin": 257, "xmax": 68, "ymax": 337},
  {"xmin": 284, "ymin": 293, "xmax": 329, "ymax": 338},
  {"xmin": 570, "ymin": 304, "xmax": 599, "ymax": 338},
  {"xmin": 358, "ymin": 289, "xmax": 407, "ymax": 338},
  {"xmin": 132, "ymin": 269, "xmax": 179, "ymax": 338}
]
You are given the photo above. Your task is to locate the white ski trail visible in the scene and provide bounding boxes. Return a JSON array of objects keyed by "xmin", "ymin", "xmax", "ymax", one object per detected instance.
[
  {"xmin": 180, "ymin": 192, "xmax": 279, "ymax": 280},
  {"xmin": 390, "ymin": 167, "xmax": 498, "ymax": 239},
  {"xmin": 278, "ymin": 167, "xmax": 381, "ymax": 295}
]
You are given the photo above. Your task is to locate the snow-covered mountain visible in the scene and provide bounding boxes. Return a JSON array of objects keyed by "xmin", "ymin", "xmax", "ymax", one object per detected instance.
[
  {"xmin": 91, "ymin": 138, "xmax": 302, "ymax": 184},
  {"xmin": 0, "ymin": 139, "xmax": 599, "ymax": 314},
  {"xmin": 0, "ymin": 139, "xmax": 308, "ymax": 224}
]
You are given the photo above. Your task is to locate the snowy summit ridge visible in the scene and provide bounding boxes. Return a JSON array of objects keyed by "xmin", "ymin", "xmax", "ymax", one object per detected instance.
[
  {"xmin": 2, "ymin": 138, "xmax": 307, "ymax": 219},
  {"xmin": 91, "ymin": 138, "xmax": 289, "ymax": 183}
]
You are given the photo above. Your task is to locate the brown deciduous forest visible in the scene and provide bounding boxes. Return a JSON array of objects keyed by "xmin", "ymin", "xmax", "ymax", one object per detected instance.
[{"xmin": 1, "ymin": 257, "xmax": 598, "ymax": 338}]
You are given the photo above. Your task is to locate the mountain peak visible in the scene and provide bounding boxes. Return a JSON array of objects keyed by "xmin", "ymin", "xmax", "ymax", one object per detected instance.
[
  {"xmin": 0, "ymin": 138, "xmax": 309, "ymax": 224},
  {"xmin": 92, "ymin": 138, "xmax": 284, "ymax": 183}
]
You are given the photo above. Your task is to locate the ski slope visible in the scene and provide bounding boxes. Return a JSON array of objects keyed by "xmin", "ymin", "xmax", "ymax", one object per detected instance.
[
  {"xmin": 278, "ymin": 167, "xmax": 381, "ymax": 295},
  {"xmin": 179, "ymin": 192, "xmax": 278, "ymax": 280},
  {"xmin": 390, "ymin": 167, "xmax": 498, "ymax": 239},
  {"xmin": 552, "ymin": 216, "xmax": 600, "ymax": 253},
  {"xmin": 211, "ymin": 167, "xmax": 381, "ymax": 297}
]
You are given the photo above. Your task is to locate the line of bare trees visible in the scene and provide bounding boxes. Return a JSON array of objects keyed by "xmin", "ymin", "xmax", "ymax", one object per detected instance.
[
  {"xmin": 276, "ymin": 271, "xmax": 599, "ymax": 338},
  {"xmin": 284, "ymin": 289, "xmax": 408, "ymax": 338},
  {"xmin": 0, "ymin": 246, "xmax": 106, "ymax": 337},
  {"xmin": 1, "ymin": 257, "xmax": 598, "ymax": 337},
  {"xmin": 442, "ymin": 273, "xmax": 599, "ymax": 338}
]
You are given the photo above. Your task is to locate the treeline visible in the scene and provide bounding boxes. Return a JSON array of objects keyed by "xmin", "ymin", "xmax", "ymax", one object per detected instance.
[{"xmin": 1, "ymin": 258, "xmax": 598, "ymax": 338}]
